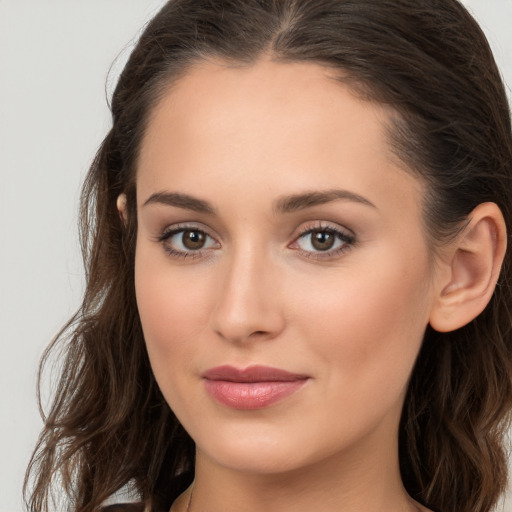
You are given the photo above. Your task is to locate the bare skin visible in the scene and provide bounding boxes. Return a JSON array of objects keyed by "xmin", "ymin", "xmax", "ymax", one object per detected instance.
[{"xmin": 127, "ymin": 58, "xmax": 506, "ymax": 512}]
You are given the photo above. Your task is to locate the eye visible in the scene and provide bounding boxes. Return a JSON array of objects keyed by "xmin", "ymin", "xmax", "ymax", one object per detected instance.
[
  {"xmin": 179, "ymin": 229, "xmax": 209, "ymax": 250},
  {"xmin": 292, "ymin": 225, "xmax": 355, "ymax": 257},
  {"xmin": 159, "ymin": 226, "xmax": 219, "ymax": 258}
]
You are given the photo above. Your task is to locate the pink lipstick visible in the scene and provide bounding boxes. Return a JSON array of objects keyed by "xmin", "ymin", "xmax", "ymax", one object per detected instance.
[{"xmin": 202, "ymin": 365, "xmax": 309, "ymax": 410}]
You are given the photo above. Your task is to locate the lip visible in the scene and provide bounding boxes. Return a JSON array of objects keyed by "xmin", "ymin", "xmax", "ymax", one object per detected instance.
[{"xmin": 202, "ymin": 365, "xmax": 310, "ymax": 410}]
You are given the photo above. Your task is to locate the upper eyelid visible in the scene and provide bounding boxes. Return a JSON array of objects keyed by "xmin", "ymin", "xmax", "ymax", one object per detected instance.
[
  {"xmin": 158, "ymin": 222, "xmax": 217, "ymax": 240},
  {"xmin": 293, "ymin": 221, "xmax": 355, "ymax": 238}
]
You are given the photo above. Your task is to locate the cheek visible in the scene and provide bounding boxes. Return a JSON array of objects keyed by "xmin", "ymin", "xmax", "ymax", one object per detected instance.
[
  {"xmin": 291, "ymin": 250, "xmax": 432, "ymax": 399},
  {"xmin": 134, "ymin": 244, "xmax": 213, "ymax": 376}
]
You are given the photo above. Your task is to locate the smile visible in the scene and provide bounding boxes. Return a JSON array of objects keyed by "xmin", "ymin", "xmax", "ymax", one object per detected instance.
[{"xmin": 202, "ymin": 365, "xmax": 310, "ymax": 410}]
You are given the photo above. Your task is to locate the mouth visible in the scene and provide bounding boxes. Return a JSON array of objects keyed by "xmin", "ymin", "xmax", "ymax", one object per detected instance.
[{"xmin": 202, "ymin": 365, "xmax": 310, "ymax": 410}]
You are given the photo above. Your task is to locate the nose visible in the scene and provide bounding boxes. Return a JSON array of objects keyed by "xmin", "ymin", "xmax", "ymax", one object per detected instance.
[{"xmin": 210, "ymin": 247, "xmax": 285, "ymax": 344}]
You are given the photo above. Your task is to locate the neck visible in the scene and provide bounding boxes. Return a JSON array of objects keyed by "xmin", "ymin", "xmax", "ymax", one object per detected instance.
[{"xmin": 180, "ymin": 434, "xmax": 423, "ymax": 512}]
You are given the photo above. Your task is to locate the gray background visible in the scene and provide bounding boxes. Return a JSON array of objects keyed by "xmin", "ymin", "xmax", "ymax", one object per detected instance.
[{"xmin": 1, "ymin": 1, "xmax": 511, "ymax": 511}]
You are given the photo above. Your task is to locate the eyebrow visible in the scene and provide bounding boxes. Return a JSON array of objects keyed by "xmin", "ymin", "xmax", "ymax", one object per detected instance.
[
  {"xmin": 142, "ymin": 188, "xmax": 376, "ymax": 215},
  {"xmin": 143, "ymin": 191, "xmax": 216, "ymax": 214},
  {"xmin": 274, "ymin": 189, "xmax": 376, "ymax": 213}
]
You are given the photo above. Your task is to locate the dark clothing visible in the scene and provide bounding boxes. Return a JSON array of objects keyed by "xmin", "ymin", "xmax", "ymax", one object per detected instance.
[{"xmin": 101, "ymin": 505, "xmax": 146, "ymax": 512}]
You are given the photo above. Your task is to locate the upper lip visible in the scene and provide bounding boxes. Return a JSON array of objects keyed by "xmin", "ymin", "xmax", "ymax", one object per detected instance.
[{"xmin": 202, "ymin": 365, "xmax": 309, "ymax": 382}]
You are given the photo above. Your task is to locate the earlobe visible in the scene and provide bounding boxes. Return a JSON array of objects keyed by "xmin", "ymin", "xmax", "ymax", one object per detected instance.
[
  {"xmin": 429, "ymin": 202, "xmax": 507, "ymax": 333},
  {"xmin": 117, "ymin": 193, "xmax": 128, "ymax": 226}
]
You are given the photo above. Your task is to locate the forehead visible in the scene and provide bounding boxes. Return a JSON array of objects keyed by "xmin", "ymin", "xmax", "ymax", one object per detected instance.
[
  {"xmin": 137, "ymin": 58, "xmax": 423, "ymax": 220},
  {"xmin": 140, "ymin": 58, "xmax": 394, "ymax": 165}
]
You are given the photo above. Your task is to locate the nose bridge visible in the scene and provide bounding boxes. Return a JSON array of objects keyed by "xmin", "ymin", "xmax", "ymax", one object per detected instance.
[{"xmin": 210, "ymin": 240, "xmax": 283, "ymax": 343}]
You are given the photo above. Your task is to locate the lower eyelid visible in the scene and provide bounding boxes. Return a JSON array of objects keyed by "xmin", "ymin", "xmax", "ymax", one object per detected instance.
[{"xmin": 296, "ymin": 239, "xmax": 355, "ymax": 261}]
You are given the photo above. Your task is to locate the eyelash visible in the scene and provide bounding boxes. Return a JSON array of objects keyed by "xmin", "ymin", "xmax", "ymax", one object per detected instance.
[
  {"xmin": 291, "ymin": 223, "xmax": 356, "ymax": 260},
  {"xmin": 157, "ymin": 222, "xmax": 355, "ymax": 260},
  {"xmin": 157, "ymin": 224, "xmax": 218, "ymax": 260}
]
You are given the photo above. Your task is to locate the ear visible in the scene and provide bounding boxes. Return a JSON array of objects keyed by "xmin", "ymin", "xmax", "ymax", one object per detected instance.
[
  {"xmin": 429, "ymin": 202, "xmax": 507, "ymax": 332},
  {"xmin": 116, "ymin": 193, "xmax": 128, "ymax": 226}
]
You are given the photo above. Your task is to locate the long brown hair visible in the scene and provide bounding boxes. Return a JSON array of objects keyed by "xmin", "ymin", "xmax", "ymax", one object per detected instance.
[{"xmin": 25, "ymin": 1, "xmax": 512, "ymax": 511}]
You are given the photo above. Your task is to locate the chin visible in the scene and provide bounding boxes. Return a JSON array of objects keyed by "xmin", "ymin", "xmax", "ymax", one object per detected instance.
[
  {"xmin": 192, "ymin": 420, "xmax": 316, "ymax": 474},
  {"xmin": 202, "ymin": 443, "xmax": 312, "ymax": 475}
]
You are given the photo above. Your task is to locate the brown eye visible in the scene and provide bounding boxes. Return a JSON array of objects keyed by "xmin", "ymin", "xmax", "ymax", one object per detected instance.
[
  {"xmin": 160, "ymin": 227, "xmax": 218, "ymax": 258},
  {"xmin": 293, "ymin": 225, "xmax": 354, "ymax": 256},
  {"xmin": 310, "ymin": 230, "xmax": 335, "ymax": 251},
  {"xmin": 182, "ymin": 230, "xmax": 206, "ymax": 250}
]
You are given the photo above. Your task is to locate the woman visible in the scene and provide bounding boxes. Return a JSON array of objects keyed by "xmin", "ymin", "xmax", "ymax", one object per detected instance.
[{"xmin": 24, "ymin": 1, "xmax": 512, "ymax": 512}]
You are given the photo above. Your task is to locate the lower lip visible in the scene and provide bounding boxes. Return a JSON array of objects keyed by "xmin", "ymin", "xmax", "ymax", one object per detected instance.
[{"xmin": 204, "ymin": 379, "xmax": 308, "ymax": 410}]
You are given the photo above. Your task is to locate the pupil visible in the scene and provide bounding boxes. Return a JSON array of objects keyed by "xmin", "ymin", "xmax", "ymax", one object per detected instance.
[
  {"xmin": 183, "ymin": 230, "xmax": 205, "ymax": 250},
  {"xmin": 312, "ymin": 231, "xmax": 334, "ymax": 251}
]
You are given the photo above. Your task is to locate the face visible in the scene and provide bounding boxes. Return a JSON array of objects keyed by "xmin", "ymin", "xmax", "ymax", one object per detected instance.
[{"xmin": 134, "ymin": 59, "xmax": 440, "ymax": 476}]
